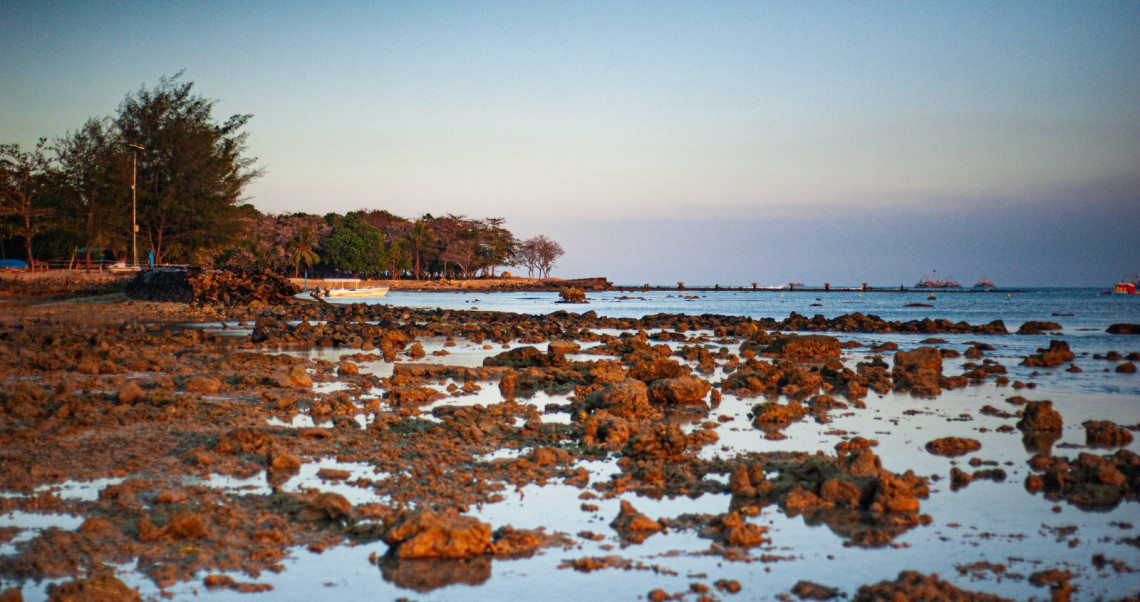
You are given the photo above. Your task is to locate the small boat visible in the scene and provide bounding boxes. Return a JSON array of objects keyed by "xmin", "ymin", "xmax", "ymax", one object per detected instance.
[
  {"xmin": 323, "ymin": 286, "xmax": 390, "ymax": 298},
  {"xmin": 973, "ymin": 277, "xmax": 996, "ymax": 289},
  {"xmin": 312, "ymin": 278, "xmax": 389, "ymax": 299}
]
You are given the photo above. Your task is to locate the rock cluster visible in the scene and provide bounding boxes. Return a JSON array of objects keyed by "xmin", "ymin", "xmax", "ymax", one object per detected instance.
[
  {"xmin": 892, "ymin": 347, "xmax": 943, "ymax": 396},
  {"xmin": 125, "ymin": 267, "xmax": 299, "ymax": 305},
  {"xmin": 1021, "ymin": 340, "xmax": 1075, "ymax": 368}
]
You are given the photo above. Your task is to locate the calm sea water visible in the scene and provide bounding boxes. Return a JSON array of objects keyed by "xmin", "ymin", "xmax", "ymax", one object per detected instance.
[{"xmin": 326, "ymin": 287, "xmax": 1140, "ymax": 397}]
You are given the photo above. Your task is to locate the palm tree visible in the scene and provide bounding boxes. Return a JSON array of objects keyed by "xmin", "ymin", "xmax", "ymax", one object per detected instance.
[
  {"xmin": 404, "ymin": 220, "xmax": 436, "ymax": 280},
  {"xmin": 290, "ymin": 227, "xmax": 320, "ymax": 277}
]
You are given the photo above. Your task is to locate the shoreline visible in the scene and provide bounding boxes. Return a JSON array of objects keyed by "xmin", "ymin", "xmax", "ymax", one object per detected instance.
[{"xmin": 0, "ymin": 276, "xmax": 1137, "ymax": 600}]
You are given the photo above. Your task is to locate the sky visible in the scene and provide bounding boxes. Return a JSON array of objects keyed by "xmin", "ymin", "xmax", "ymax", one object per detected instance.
[{"xmin": 2, "ymin": 1, "xmax": 1138, "ymax": 286}]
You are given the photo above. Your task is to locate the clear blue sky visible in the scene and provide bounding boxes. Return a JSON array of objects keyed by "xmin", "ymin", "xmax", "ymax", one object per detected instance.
[{"xmin": 3, "ymin": 1, "xmax": 1137, "ymax": 286}]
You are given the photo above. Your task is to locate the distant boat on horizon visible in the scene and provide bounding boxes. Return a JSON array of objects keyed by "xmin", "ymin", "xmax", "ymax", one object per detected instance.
[
  {"xmin": 973, "ymin": 276, "xmax": 996, "ymax": 289},
  {"xmin": 915, "ymin": 272, "xmax": 961, "ymax": 289},
  {"xmin": 1113, "ymin": 273, "xmax": 1138, "ymax": 295}
]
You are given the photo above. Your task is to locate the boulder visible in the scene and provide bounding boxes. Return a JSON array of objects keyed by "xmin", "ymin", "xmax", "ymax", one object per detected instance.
[
  {"xmin": 583, "ymin": 380, "xmax": 652, "ymax": 419},
  {"xmin": 557, "ymin": 288, "xmax": 587, "ymax": 303},
  {"xmin": 296, "ymin": 492, "xmax": 353, "ymax": 522},
  {"xmin": 117, "ymin": 381, "xmax": 146, "ymax": 405},
  {"xmin": 892, "ymin": 347, "xmax": 943, "ymax": 395},
  {"xmin": 185, "ymin": 376, "xmax": 223, "ymax": 394},
  {"xmin": 610, "ymin": 500, "xmax": 662, "ymax": 543},
  {"xmin": 627, "ymin": 356, "xmax": 686, "ymax": 382},
  {"xmin": 646, "ymin": 376, "xmax": 711, "ymax": 406},
  {"xmin": 1084, "ymin": 421, "xmax": 1134, "ymax": 448},
  {"xmin": 383, "ymin": 508, "xmax": 493, "ymax": 559},
  {"xmin": 1017, "ymin": 400, "xmax": 1063, "ymax": 432},
  {"xmin": 1016, "ymin": 321, "xmax": 1062, "ymax": 335},
  {"xmin": 275, "ymin": 364, "xmax": 312, "ymax": 388},
  {"xmin": 1106, "ymin": 323, "xmax": 1140, "ymax": 335},
  {"xmin": 765, "ymin": 334, "xmax": 841, "ymax": 360},
  {"xmin": 1021, "ymin": 340, "xmax": 1075, "ymax": 368},
  {"xmin": 483, "ymin": 346, "xmax": 564, "ymax": 368},
  {"xmin": 46, "ymin": 572, "xmax": 141, "ymax": 602},
  {"xmin": 925, "ymin": 437, "xmax": 981, "ymax": 457},
  {"xmin": 853, "ymin": 571, "xmax": 1011, "ymax": 602}
]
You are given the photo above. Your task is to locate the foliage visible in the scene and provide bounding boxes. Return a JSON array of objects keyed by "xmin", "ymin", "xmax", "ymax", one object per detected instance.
[
  {"xmin": 320, "ymin": 215, "xmax": 385, "ymax": 276},
  {"xmin": 3, "ymin": 76, "xmax": 565, "ymax": 278},
  {"xmin": 114, "ymin": 73, "xmax": 261, "ymax": 264},
  {"xmin": 404, "ymin": 219, "xmax": 437, "ymax": 280},
  {"xmin": 0, "ymin": 139, "xmax": 53, "ymax": 269},
  {"xmin": 52, "ymin": 118, "xmax": 129, "ymax": 268},
  {"xmin": 515, "ymin": 235, "xmax": 564, "ymax": 278}
]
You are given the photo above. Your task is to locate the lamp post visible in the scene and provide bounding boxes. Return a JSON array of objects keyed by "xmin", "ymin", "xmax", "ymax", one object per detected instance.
[{"xmin": 127, "ymin": 143, "xmax": 145, "ymax": 268}]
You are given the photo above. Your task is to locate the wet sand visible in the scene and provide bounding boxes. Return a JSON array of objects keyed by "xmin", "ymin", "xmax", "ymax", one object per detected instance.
[{"xmin": 0, "ymin": 288, "xmax": 1137, "ymax": 601}]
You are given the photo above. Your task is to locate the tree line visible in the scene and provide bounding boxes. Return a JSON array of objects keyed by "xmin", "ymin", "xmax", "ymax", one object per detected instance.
[
  {"xmin": 1, "ymin": 74, "xmax": 564, "ymax": 280},
  {"xmin": 224, "ymin": 209, "xmax": 564, "ymax": 280}
]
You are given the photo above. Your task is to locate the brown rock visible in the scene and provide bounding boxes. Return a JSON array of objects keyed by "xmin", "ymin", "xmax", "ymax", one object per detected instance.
[
  {"xmin": 628, "ymin": 356, "xmax": 686, "ymax": 382},
  {"xmin": 950, "ymin": 467, "xmax": 973, "ymax": 490},
  {"xmin": 584, "ymin": 380, "xmax": 652, "ymax": 419},
  {"xmin": 117, "ymin": 381, "xmax": 146, "ymax": 405},
  {"xmin": 792, "ymin": 580, "xmax": 840, "ymax": 600},
  {"xmin": 925, "ymin": 437, "xmax": 982, "ymax": 457},
  {"xmin": 47, "ymin": 572, "xmax": 141, "ymax": 602},
  {"xmin": 1106, "ymin": 323, "xmax": 1140, "ymax": 335},
  {"xmin": 782, "ymin": 487, "xmax": 822, "ymax": 513},
  {"xmin": 548, "ymin": 340, "xmax": 581, "ymax": 355},
  {"xmin": 1017, "ymin": 321, "xmax": 1062, "ymax": 335},
  {"xmin": 383, "ymin": 508, "xmax": 493, "ymax": 559},
  {"xmin": 1018, "ymin": 401, "xmax": 1063, "ymax": 432},
  {"xmin": 1117, "ymin": 362, "xmax": 1137, "ymax": 373},
  {"xmin": 767, "ymin": 334, "xmax": 842, "ymax": 360},
  {"xmin": 718, "ymin": 512, "xmax": 770, "ymax": 547},
  {"xmin": 892, "ymin": 347, "xmax": 943, "ymax": 395},
  {"xmin": 1084, "ymin": 420, "xmax": 1134, "ymax": 448},
  {"xmin": 297, "ymin": 492, "xmax": 353, "ymax": 522},
  {"xmin": 610, "ymin": 500, "xmax": 662, "ymax": 543},
  {"xmin": 275, "ymin": 364, "xmax": 312, "ymax": 388},
  {"xmin": 820, "ymin": 479, "xmax": 862, "ymax": 508},
  {"xmin": 647, "ymin": 376, "xmax": 711, "ymax": 406},
  {"xmin": 1021, "ymin": 340, "xmax": 1075, "ymax": 368},
  {"xmin": 185, "ymin": 376, "xmax": 223, "ymax": 394},
  {"xmin": 853, "ymin": 571, "xmax": 1011, "ymax": 601}
]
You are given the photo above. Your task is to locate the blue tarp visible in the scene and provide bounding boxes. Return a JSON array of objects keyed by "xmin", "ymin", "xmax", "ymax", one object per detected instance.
[{"xmin": 0, "ymin": 259, "xmax": 29, "ymax": 270}]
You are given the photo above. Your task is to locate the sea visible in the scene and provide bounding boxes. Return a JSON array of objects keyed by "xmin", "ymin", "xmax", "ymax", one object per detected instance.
[
  {"xmin": 337, "ymin": 287, "xmax": 1140, "ymax": 397},
  {"xmin": 10, "ymin": 287, "xmax": 1138, "ymax": 601}
]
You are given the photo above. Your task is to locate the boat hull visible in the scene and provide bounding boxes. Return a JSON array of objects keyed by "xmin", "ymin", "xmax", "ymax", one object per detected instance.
[{"xmin": 324, "ymin": 286, "xmax": 390, "ymax": 298}]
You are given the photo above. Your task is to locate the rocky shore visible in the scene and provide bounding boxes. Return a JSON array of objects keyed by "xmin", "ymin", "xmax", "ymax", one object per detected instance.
[{"xmin": 0, "ymin": 272, "xmax": 1137, "ymax": 600}]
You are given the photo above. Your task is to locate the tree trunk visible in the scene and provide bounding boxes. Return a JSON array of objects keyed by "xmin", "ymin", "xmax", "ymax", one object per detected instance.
[
  {"xmin": 84, "ymin": 204, "xmax": 95, "ymax": 271},
  {"xmin": 23, "ymin": 213, "xmax": 34, "ymax": 271}
]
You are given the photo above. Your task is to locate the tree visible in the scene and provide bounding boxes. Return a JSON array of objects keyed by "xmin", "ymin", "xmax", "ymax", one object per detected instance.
[
  {"xmin": 517, "ymin": 235, "xmax": 564, "ymax": 278},
  {"xmin": 320, "ymin": 215, "xmax": 384, "ymax": 276},
  {"xmin": 53, "ymin": 118, "xmax": 127, "ymax": 269},
  {"xmin": 384, "ymin": 239, "xmax": 410, "ymax": 279},
  {"xmin": 0, "ymin": 139, "xmax": 53, "ymax": 270},
  {"xmin": 115, "ymin": 73, "xmax": 260, "ymax": 264},
  {"xmin": 290, "ymin": 226, "xmax": 321, "ymax": 277},
  {"xmin": 475, "ymin": 217, "xmax": 517, "ymax": 277},
  {"xmin": 404, "ymin": 220, "xmax": 437, "ymax": 280},
  {"xmin": 441, "ymin": 239, "xmax": 475, "ymax": 278}
]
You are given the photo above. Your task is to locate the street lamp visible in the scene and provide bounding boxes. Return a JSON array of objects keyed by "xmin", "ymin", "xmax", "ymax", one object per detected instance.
[{"xmin": 127, "ymin": 143, "xmax": 145, "ymax": 268}]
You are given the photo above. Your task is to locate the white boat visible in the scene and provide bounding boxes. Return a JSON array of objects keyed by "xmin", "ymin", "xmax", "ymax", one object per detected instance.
[
  {"xmin": 311, "ymin": 278, "xmax": 389, "ymax": 299},
  {"xmin": 323, "ymin": 286, "xmax": 389, "ymax": 298}
]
